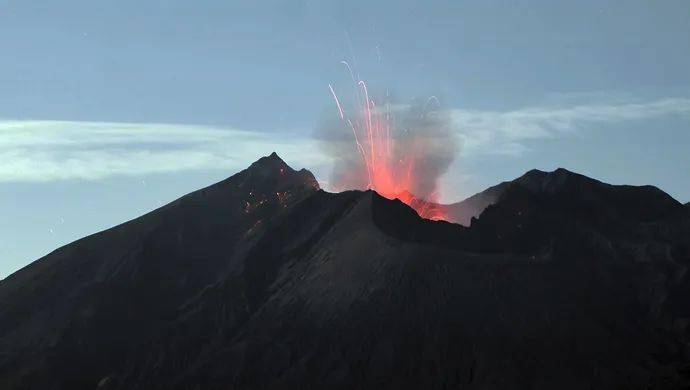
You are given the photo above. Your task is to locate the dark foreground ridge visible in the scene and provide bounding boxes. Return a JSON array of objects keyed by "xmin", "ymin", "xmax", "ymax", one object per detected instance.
[{"xmin": 1, "ymin": 153, "xmax": 689, "ymax": 389}]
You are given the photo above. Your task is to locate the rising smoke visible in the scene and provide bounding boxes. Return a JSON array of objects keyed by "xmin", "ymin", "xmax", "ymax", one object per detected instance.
[{"xmin": 315, "ymin": 95, "xmax": 460, "ymax": 202}]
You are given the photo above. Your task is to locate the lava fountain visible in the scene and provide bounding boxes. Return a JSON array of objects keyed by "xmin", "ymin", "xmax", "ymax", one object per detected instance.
[{"xmin": 327, "ymin": 70, "xmax": 452, "ymax": 221}]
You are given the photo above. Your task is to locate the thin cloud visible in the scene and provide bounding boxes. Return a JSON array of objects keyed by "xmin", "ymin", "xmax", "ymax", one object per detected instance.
[
  {"xmin": 0, "ymin": 120, "xmax": 328, "ymax": 182},
  {"xmin": 2, "ymin": 97, "xmax": 689, "ymax": 183},
  {"xmin": 451, "ymin": 98, "xmax": 690, "ymax": 156}
]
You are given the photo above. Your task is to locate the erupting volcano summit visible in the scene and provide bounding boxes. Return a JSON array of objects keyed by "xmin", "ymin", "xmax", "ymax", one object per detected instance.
[
  {"xmin": 1, "ymin": 153, "xmax": 689, "ymax": 389},
  {"xmin": 327, "ymin": 74, "xmax": 457, "ymax": 221}
]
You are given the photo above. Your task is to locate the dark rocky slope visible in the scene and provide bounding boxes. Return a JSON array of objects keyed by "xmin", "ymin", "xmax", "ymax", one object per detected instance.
[{"xmin": 1, "ymin": 154, "xmax": 689, "ymax": 389}]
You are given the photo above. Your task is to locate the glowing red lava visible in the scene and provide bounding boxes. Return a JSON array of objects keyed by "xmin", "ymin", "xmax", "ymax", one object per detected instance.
[{"xmin": 328, "ymin": 72, "xmax": 447, "ymax": 221}]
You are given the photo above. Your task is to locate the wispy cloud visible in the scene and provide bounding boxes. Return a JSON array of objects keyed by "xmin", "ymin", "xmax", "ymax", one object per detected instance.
[
  {"xmin": 2, "ymin": 97, "xmax": 689, "ymax": 183},
  {"xmin": 0, "ymin": 120, "xmax": 328, "ymax": 182},
  {"xmin": 451, "ymin": 98, "xmax": 690, "ymax": 156}
]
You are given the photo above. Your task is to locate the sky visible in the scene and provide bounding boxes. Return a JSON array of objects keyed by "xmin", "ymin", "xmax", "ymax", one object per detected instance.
[{"xmin": 1, "ymin": 0, "xmax": 689, "ymax": 278}]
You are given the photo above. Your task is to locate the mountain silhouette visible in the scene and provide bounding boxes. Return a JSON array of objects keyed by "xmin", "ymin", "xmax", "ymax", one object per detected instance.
[{"xmin": 1, "ymin": 153, "xmax": 689, "ymax": 389}]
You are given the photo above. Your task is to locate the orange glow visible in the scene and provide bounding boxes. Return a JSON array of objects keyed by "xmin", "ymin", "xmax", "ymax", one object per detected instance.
[{"xmin": 328, "ymin": 78, "xmax": 447, "ymax": 221}]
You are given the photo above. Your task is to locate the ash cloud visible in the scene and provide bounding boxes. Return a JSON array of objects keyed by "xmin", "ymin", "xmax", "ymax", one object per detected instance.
[{"xmin": 314, "ymin": 100, "xmax": 460, "ymax": 200}]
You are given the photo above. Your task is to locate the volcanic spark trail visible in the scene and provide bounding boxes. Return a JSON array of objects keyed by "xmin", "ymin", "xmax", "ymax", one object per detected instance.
[
  {"xmin": 328, "ymin": 84, "xmax": 345, "ymax": 120},
  {"xmin": 327, "ymin": 77, "xmax": 448, "ymax": 221}
]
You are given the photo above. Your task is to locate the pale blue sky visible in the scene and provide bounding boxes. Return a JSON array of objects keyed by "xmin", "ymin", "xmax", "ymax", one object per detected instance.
[{"xmin": 1, "ymin": 0, "xmax": 689, "ymax": 278}]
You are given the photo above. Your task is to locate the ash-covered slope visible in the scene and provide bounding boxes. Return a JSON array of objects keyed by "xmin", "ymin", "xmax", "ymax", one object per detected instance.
[
  {"xmin": 0, "ymin": 152, "xmax": 319, "ymax": 389},
  {"xmin": 1, "ymin": 155, "xmax": 689, "ymax": 390}
]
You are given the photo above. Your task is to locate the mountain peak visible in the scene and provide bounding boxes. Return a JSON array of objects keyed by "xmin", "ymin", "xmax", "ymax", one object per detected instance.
[
  {"xmin": 249, "ymin": 151, "xmax": 287, "ymax": 169},
  {"xmin": 514, "ymin": 167, "xmax": 585, "ymax": 194},
  {"xmin": 505, "ymin": 167, "xmax": 683, "ymax": 222},
  {"xmin": 443, "ymin": 167, "xmax": 683, "ymax": 227},
  {"xmin": 520, "ymin": 167, "xmax": 580, "ymax": 179},
  {"xmin": 241, "ymin": 153, "xmax": 319, "ymax": 190}
]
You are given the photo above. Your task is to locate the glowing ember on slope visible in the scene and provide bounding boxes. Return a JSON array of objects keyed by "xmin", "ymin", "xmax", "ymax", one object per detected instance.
[{"xmin": 327, "ymin": 69, "xmax": 448, "ymax": 221}]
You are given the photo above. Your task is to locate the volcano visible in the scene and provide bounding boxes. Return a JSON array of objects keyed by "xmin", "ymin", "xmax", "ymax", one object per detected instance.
[{"xmin": 1, "ymin": 153, "xmax": 689, "ymax": 389}]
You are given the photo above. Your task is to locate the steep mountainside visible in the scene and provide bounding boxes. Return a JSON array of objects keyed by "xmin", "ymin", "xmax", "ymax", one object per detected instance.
[
  {"xmin": 0, "ymin": 153, "xmax": 319, "ymax": 389},
  {"xmin": 1, "ymin": 154, "xmax": 689, "ymax": 389}
]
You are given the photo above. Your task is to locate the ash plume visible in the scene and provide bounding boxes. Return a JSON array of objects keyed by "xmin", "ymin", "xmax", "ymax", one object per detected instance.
[{"xmin": 314, "ymin": 99, "xmax": 460, "ymax": 201}]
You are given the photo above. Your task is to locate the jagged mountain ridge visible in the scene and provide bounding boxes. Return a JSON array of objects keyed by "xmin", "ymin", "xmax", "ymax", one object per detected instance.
[
  {"xmin": 1, "ymin": 153, "xmax": 689, "ymax": 389},
  {"xmin": 433, "ymin": 167, "xmax": 681, "ymax": 227}
]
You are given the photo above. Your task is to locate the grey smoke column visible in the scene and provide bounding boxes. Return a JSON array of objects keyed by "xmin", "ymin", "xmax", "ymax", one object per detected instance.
[{"xmin": 315, "ymin": 101, "xmax": 460, "ymax": 200}]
